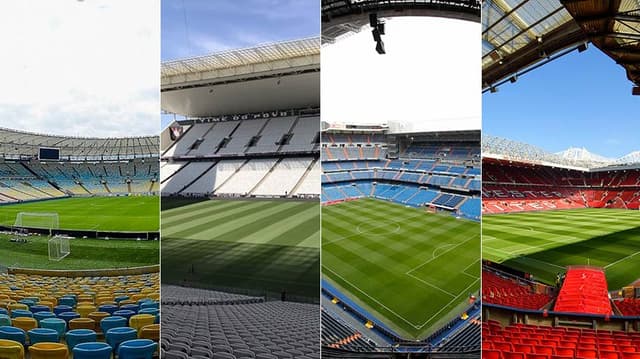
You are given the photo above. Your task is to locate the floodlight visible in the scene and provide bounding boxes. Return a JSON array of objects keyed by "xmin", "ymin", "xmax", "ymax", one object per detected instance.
[
  {"xmin": 577, "ymin": 43, "xmax": 588, "ymax": 53},
  {"xmin": 375, "ymin": 40, "xmax": 385, "ymax": 55},
  {"xmin": 369, "ymin": 13, "xmax": 378, "ymax": 28},
  {"xmin": 372, "ymin": 28, "xmax": 382, "ymax": 42}
]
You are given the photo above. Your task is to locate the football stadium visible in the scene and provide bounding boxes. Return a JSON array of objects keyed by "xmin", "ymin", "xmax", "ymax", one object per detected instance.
[
  {"xmin": 321, "ymin": 0, "xmax": 481, "ymax": 357},
  {"xmin": 482, "ymin": 1, "xmax": 640, "ymax": 358},
  {"xmin": 321, "ymin": 125, "xmax": 481, "ymax": 354},
  {"xmin": 0, "ymin": 128, "xmax": 159, "ymax": 270},
  {"xmin": 482, "ymin": 136, "xmax": 640, "ymax": 359},
  {"xmin": 0, "ymin": 128, "xmax": 160, "ymax": 357},
  {"xmin": 160, "ymin": 37, "xmax": 321, "ymax": 359}
]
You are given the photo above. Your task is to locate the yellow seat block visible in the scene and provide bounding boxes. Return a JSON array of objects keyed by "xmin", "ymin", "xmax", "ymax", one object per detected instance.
[
  {"xmin": 28, "ymin": 342, "xmax": 68, "ymax": 359},
  {"xmin": 0, "ymin": 339, "xmax": 24, "ymax": 359}
]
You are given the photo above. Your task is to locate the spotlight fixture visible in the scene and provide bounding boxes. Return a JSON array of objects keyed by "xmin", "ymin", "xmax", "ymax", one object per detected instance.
[
  {"xmin": 577, "ymin": 43, "xmax": 588, "ymax": 53},
  {"xmin": 509, "ymin": 75, "xmax": 518, "ymax": 83},
  {"xmin": 490, "ymin": 86, "xmax": 498, "ymax": 93},
  {"xmin": 632, "ymin": 87, "xmax": 640, "ymax": 96},
  {"xmin": 369, "ymin": 12, "xmax": 386, "ymax": 55},
  {"xmin": 369, "ymin": 13, "xmax": 378, "ymax": 28},
  {"xmin": 372, "ymin": 28, "xmax": 382, "ymax": 42}
]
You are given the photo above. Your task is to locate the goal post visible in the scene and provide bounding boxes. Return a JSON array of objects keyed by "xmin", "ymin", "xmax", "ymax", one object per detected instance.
[
  {"xmin": 14, "ymin": 212, "xmax": 59, "ymax": 231},
  {"xmin": 48, "ymin": 236, "xmax": 70, "ymax": 261}
]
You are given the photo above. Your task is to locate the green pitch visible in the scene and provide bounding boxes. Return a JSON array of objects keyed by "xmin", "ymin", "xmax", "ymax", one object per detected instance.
[
  {"xmin": 0, "ymin": 233, "xmax": 158, "ymax": 270},
  {"xmin": 0, "ymin": 196, "xmax": 159, "ymax": 232},
  {"xmin": 161, "ymin": 199, "xmax": 320, "ymax": 300},
  {"xmin": 322, "ymin": 198, "xmax": 480, "ymax": 340},
  {"xmin": 483, "ymin": 208, "xmax": 640, "ymax": 289}
]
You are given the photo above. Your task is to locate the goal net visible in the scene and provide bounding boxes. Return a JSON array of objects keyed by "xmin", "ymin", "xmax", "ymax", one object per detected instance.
[
  {"xmin": 14, "ymin": 212, "xmax": 59, "ymax": 230},
  {"xmin": 48, "ymin": 236, "xmax": 70, "ymax": 261}
]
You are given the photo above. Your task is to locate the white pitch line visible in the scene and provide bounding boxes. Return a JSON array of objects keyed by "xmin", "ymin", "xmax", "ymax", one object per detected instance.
[
  {"xmin": 431, "ymin": 243, "xmax": 457, "ymax": 259},
  {"xmin": 460, "ymin": 260, "xmax": 480, "ymax": 278},
  {"xmin": 417, "ymin": 278, "xmax": 480, "ymax": 329},
  {"xmin": 406, "ymin": 272, "xmax": 455, "ymax": 297},
  {"xmin": 323, "ymin": 212, "xmax": 425, "ymax": 246},
  {"xmin": 323, "ymin": 266, "xmax": 422, "ymax": 329},
  {"xmin": 521, "ymin": 256, "xmax": 567, "ymax": 270},
  {"xmin": 605, "ymin": 250, "xmax": 640, "ymax": 269},
  {"xmin": 406, "ymin": 234, "xmax": 479, "ymax": 276}
]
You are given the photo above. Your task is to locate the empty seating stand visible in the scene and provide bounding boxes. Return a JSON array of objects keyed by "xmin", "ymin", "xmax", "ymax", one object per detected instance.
[
  {"xmin": 483, "ymin": 320, "xmax": 640, "ymax": 359},
  {"xmin": 482, "ymin": 270, "xmax": 553, "ymax": 310},
  {"xmin": 162, "ymin": 285, "xmax": 319, "ymax": 359},
  {"xmin": 321, "ymin": 309, "xmax": 375, "ymax": 352},
  {"xmin": 554, "ymin": 267, "xmax": 612, "ymax": 315},
  {"xmin": 615, "ymin": 299, "xmax": 640, "ymax": 316}
]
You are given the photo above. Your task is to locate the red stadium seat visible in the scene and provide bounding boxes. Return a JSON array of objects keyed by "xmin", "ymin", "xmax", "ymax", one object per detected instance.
[
  {"xmin": 513, "ymin": 344, "xmax": 534, "ymax": 354},
  {"xmin": 535, "ymin": 346, "xmax": 554, "ymax": 355},
  {"xmin": 494, "ymin": 342, "xmax": 514, "ymax": 351},
  {"xmin": 555, "ymin": 347, "xmax": 574, "ymax": 357},
  {"xmin": 576, "ymin": 348, "xmax": 597, "ymax": 358},
  {"xmin": 526, "ymin": 354, "xmax": 550, "ymax": 359},
  {"xmin": 504, "ymin": 352, "xmax": 525, "ymax": 359},
  {"xmin": 600, "ymin": 351, "xmax": 621, "ymax": 359},
  {"xmin": 483, "ymin": 349, "xmax": 503, "ymax": 359}
]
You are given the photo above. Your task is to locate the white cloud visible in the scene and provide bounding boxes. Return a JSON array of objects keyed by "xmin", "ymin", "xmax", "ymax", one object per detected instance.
[
  {"xmin": 0, "ymin": 0, "xmax": 159, "ymax": 138},
  {"xmin": 322, "ymin": 17, "xmax": 480, "ymax": 133}
]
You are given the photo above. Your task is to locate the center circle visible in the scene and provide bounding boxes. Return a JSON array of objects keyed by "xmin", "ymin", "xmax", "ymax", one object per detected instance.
[{"xmin": 356, "ymin": 222, "xmax": 401, "ymax": 236}]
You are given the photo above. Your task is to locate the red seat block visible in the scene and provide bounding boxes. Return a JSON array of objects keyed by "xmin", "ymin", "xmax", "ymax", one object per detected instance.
[{"xmin": 576, "ymin": 348, "xmax": 597, "ymax": 358}]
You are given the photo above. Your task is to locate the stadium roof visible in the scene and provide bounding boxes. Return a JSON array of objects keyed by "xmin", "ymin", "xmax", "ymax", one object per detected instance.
[
  {"xmin": 563, "ymin": 0, "xmax": 640, "ymax": 88},
  {"xmin": 0, "ymin": 127, "xmax": 158, "ymax": 160},
  {"xmin": 482, "ymin": 0, "xmax": 640, "ymax": 90},
  {"xmin": 161, "ymin": 38, "xmax": 320, "ymax": 117},
  {"xmin": 321, "ymin": 0, "xmax": 481, "ymax": 43},
  {"xmin": 161, "ymin": 37, "xmax": 320, "ymax": 80},
  {"xmin": 483, "ymin": 134, "xmax": 640, "ymax": 170}
]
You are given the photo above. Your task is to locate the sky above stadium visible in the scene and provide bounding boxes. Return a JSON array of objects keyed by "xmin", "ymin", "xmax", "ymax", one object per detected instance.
[
  {"xmin": 0, "ymin": 0, "xmax": 159, "ymax": 138},
  {"xmin": 322, "ymin": 17, "xmax": 480, "ymax": 133},
  {"xmin": 483, "ymin": 48, "xmax": 640, "ymax": 159},
  {"xmin": 160, "ymin": 0, "xmax": 320, "ymax": 129}
]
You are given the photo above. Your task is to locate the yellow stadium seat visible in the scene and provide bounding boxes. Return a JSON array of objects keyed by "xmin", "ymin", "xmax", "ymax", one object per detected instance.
[
  {"xmin": 139, "ymin": 324, "xmax": 159, "ymax": 342},
  {"xmin": 76, "ymin": 305, "xmax": 96, "ymax": 318},
  {"xmin": 28, "ymin": 342, "xmax": 68, "ymax": 359},
  {"xmin": 12, "ymin": 317, "xmax": 37, "ymax": 332},
  {"xmin": 38, "ymin": 301, "xmax": 54, "ymax": 311},
  {"xmin": 8, "ymin": 303, "xmax": 28, "ymax": 312},
  {"xmin": 0, "ymin": 339, "xmax": 24, "ymax": 359},
  {"xmin": 87, "ymin": 312, "xmax": 110, "ymax": 333},
  {"xmin": 69, "ymin": 318, "xmax": 95, "ymax": 330},
  {"xmin": 129, "ymin": 314, "xmax": 155, "ymax": 335},
  {"xmin": 41, "ymin": 297, "xmax": 57, "ymax": 306}
]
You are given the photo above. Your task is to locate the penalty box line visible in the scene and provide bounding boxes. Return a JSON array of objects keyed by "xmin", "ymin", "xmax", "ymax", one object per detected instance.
[
  {"xmin": 406, "ymin": 234, "xmax": 479, "ymax": 276},
  {"xmin": 323, "ymin": 265, "xmax": 424, "ymax": 329}
]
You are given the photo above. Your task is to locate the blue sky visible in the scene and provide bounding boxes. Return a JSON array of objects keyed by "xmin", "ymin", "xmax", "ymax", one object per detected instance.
[
  {"xmin": 483, "ymin": 47, "xmax": 639, "ymax": 158},
  {"xmin": 161, "ymin": 0, "xmax": 319, "ymax": 129},
  {"xmin": 161, "ymin": 0, "xmax": 319, "ymax": 61}
]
